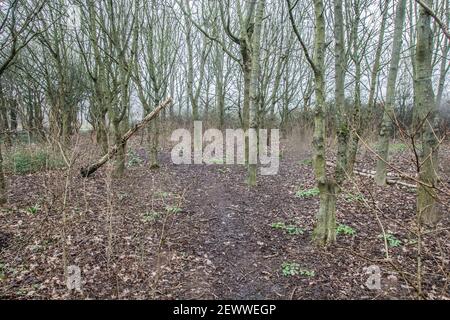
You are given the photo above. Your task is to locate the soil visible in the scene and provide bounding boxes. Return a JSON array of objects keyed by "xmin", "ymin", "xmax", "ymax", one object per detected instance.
[{"xmin": 0, "ymin": 136, "xmax": 449, "ymax": 300}]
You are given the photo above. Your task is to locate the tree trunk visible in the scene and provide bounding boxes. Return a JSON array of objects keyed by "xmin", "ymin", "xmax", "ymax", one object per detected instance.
[
  {"xmin": 242, "ymin": 46, "xmax": 252, "ymax": 165},
  {"xmin": 310, "ymin": 0, "xmax": 336, "ymax": 246},
  {"xmin": 149, "ymin": 99, "xmax": 160, "ymax": 169},
  {"xmin": 347, "ymin": 3, "xmax": 362, "ymax": 175},
  {"xmin": 247, "ymin": 0, "xmax": 266, "ymax": 186},
  {"xmin": 367, "ymin": 0, "xmax": 389, "ymax": 111},
  {"xmin": 0, "ymin": 143, "xmax": 6, "ymax": 205},
  {"xmin": 313, "ymin": 182, "xmax": 337, "ymax": 245},
  {"xmin": 185, "ymin": 14, "xmax": 199, "ymax": 121},
  {"xmin": 333, "ymin": 0, "xmax": 348, "ymax": 185},
  {"xmin": 10, "ymin": 100, "xmax": 17, "ymax": 133},
  {"xmin": 415, "ymin": 0, "xmax": 439, "ymax": 225},
  {"xmin": 375, "ymin": 0, "xmax": 407, "ymax": 185},
  {"xmin": 96, "ymin": 113, "xmax": 109, "ymax": 155},
  {"xmin": 0, "ymin": 86, "xmax": 11, "ymax": 148},
  {"xmin": 215, "ymin": 44, "xmax": 225, "ymax": 129},
  {"xmin": 112, "ymin": 119, "xmax": 125, "ymax": 177},
  {"xmin": 435, "ymin": 0, "xmax": 449, "ymax": 108}
]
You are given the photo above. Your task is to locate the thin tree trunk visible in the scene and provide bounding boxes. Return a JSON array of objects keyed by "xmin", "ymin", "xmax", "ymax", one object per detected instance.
[
  {"xmin": 375, "ymin": 0, "xmax": 407, "ymax": 185},
  {"xmin": 333, "ymin": 0, "xmax": 348, "ymax": 185},
  {"xmin": 149, "ymin": 97, "xmax": 160, "ymax": 169},
  {"xmin": 242, "ymin": 47, "xmax": 252, "ymax": 164},
  {"xmin": 347, "ymin": 2, "xmax": 362, "ymax": 174},
  {"xmin": 10, "ymin": 100, "xmax": 17, "ymax": 133},
  {"xmin": 112, "ymin": 119, "xmax": 126, "ymax": 177},
  {"xmin": 435, "ymin": 0, "xmax": 449, "ymax": 108},
  {"xmin": 367, "ymin": 0, "xmax": 389, "ymax": 111},
  {"xmin": 0, "ymin": 85, "xmax": 12, "ymax": 148},
  {"xmin": 215, "ymin": 44, "xmax": 225, "ymax": 129},
  {"xmin": 247, "ymin": 0, "xmax": 266, "ymax": 186},
  {"xmin": 0, "ymin": 143, "xmax": 6, "ymax": 205}
]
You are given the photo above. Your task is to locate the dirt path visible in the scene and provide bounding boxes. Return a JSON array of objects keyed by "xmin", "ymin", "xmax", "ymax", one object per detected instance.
[{"xmin": 178, "ymin": 164, "xmax": 280, "ymax": 299}]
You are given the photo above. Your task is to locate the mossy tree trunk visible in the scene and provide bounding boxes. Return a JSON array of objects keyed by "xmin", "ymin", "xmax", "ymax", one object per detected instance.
[
  {"xmin": 312, "ymin": 0, "xmax": 336, "ymax": 245},
  {"xmin": 288, "ymin": 0, "xmax": 335, "ymax": 245},
  {"xmin": 415, "ymin": 0, "xmax": 439, "ymax": 225}
]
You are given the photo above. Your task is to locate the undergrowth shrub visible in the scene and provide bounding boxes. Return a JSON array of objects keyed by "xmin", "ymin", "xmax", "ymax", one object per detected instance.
[{"xmin": 4, "ymin": 147, "xmax": 65, "ymax": 175}]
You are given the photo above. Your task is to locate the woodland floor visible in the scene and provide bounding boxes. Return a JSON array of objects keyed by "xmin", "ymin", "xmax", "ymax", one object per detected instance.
[{"xmin": 0, "ymin": 134, "xmax": 449, "ymax": 299}]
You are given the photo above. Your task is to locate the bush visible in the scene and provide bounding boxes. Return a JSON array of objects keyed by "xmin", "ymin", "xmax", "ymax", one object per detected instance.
[{"xmin": 4, "ymin": 148, "xmax": 65, "ymax": 175}]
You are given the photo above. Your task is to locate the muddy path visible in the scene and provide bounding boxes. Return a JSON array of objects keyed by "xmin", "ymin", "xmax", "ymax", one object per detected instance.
[{"xmin": 174, "ymin": 163, "xmax": 285, "ymax": 299}]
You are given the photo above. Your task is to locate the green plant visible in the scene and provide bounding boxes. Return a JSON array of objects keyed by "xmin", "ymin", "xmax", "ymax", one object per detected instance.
[
  {"xmin": 142, "ymin": 211, "xmax": 161, "ymax": 223},
  {"xmin": 271, "ymin": 222, "xmax": 304, "ymax": 235},
  {"xmin": 295, "ymin": 187, "xmax": 320, "ymax": 198},
  {"xmin": 378, "ymin": 233, "xmax": 402, "ymax": 247},
  {"xmin": 165, "ymin": 205, "xmax": 182, "ymax": 214},
  {"xmin": 26, "ymin": 204, "xmax": 40, "ymax": 215},
  {"xmin": 271, "ymin": 222, "xmax": 286, "ymax": 230},
  {"xmin": 299, "ymin": 269, "xmax": 315, "ymax": 277},
  {"xmin": 281, "ymin": 262, "xmax": 315, "ymax": 277},
  {"xmin": 285, "ymin": 225, "xmax": 304, "ymax": 235},
  {"xmin": 336, "ymin": 224, "xmax": 356, "ymax": 236},
  {"xmin": 281, "ymin": 262, "xmax": 299, "ymax": 276},
  {"xmin": 127, "ymin": 149, "xmax": 143, "ymax": 167}
]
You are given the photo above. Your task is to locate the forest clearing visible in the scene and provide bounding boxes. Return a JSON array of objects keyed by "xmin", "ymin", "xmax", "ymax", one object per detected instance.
[{"xmin": 0, "ymin": 0, "xmax": 449, "ymax": 302}]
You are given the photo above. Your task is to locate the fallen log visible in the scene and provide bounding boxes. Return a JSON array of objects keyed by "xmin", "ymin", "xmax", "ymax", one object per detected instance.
[
  {"xmin": 325, "ymin": 161, "xmax": 417, "ymax": 189},
  {"xmin": 352, "ymin": 170, "xmax": 417, "ymax": 189},
  {"xmin": 81, "ymin": 98, "xmax": 173, "ymax": 177}
]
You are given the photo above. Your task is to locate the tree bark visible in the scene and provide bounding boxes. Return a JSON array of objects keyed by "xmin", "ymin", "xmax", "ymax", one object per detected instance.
[
  {"xmin": 311, "ymin": 0, "xmax": 336, "ymax": 246},
  {"xmin": 0, "ymin": 143, "xmax": 6, "ymax": 205},
  {"xmin": 347, "ymin": 1, "xmax": 363, "ymax": 175},
  {"xmin": 415, "ymin": 0, "xmax": 439, "ymax": 225},
  {"xmin": 367, "ymin": 0, "xmax": 389, "ymax": 111},
  {"xmin": 333, "ymin": 0, "xmax": 348, "ymax": 186},
  {"xmin": 247, "ymin": 0, "xmax": 266, "ymax": 186},
  {"xmin": 375, "ymin": 0, "xmax": 407, "ymax": 186}
]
